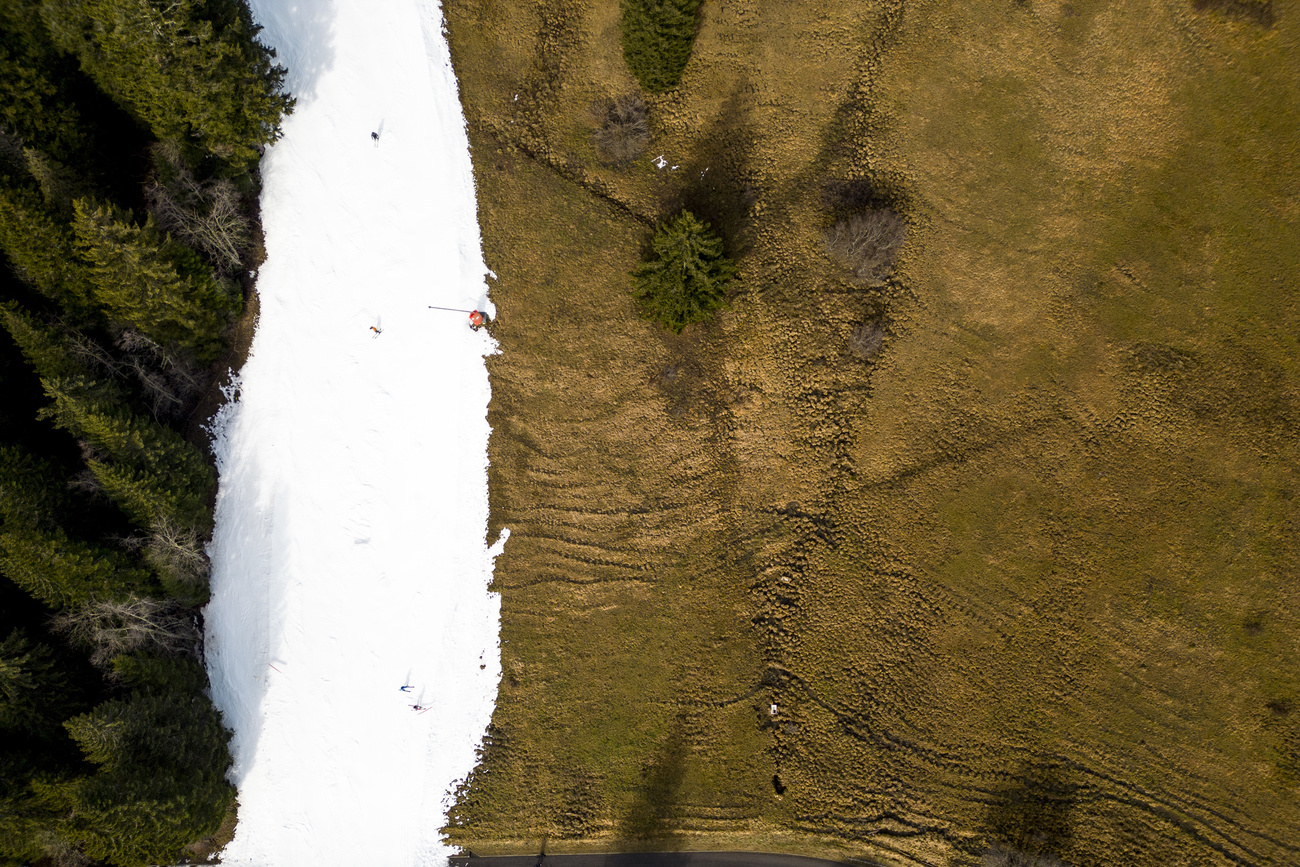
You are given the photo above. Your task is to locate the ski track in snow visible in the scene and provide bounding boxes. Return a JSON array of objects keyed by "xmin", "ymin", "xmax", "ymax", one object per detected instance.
[{"xmin": 203, "ymin": 1, "xmax": 504, "ymax": 864}]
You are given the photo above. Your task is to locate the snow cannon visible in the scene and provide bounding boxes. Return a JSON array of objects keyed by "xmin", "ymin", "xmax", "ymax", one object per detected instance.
[{"xmin": 469, "ymin": 310, "xmax": 491, "ymax": 330}]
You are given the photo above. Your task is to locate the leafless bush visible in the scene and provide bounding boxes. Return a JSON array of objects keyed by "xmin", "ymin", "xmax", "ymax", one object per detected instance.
[
  {"xmin": 982, "ymin": 844, "xmax": 1067, "ymax": 867},
  {"xmin": 67, "ymin": 468, "xmax": 104, "ymax": 497},
  {"xmin": 848, "ymin": 321, "xmax": 885, "ymax": 361},
  {"xmin": 147, "ymin": 141, "xmax": 252, "ymax": 272},
  {"xmin": 33, "ymin": 832, "xmax": 92, "ymax": 867},
  {"xmin": 117, "ymin": 329, "xmax": 204, "ymax": 419},
  {"xmin": 593, "ymin": 94, "xmax": 650, "ymax": 164},
  {"xmin": 53, "ymin": 596, "xmax": 199, "ymax": 667},
  {"xmin": 64, "ymin": 329, "xmax": 124, "ymax": 378},
  {"xmin": 144, "ymin": 515, "xmax": 211, "ymax": 596},
  {"xmin": 824, "ymin": 208, "xmax": 907, "ymax": 284}
]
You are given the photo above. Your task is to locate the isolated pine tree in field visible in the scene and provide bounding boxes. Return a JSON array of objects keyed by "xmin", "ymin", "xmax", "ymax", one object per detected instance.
[
  {"xmin": 620, "ymin": 0, "xmax": 703, "ymax": 93},
  {"xmin": 73, "ymin": 199, "xmax": 235, "ymax": 361},
  {"xmin": 632, "ymin": 210, "xmax": 736, "ymax": 333},
  {"xmin": 41, "ymin": 0, "xmax": 294, "ymax": 164},
  {"xmin": 0, "ymin": 181, "xmax": 95, "ymax": 311}
]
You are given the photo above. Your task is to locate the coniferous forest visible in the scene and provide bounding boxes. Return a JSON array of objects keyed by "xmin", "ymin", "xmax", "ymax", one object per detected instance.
[{"xmin": 0, "ymin": 1, "xmax": 291, "ymax": 863}]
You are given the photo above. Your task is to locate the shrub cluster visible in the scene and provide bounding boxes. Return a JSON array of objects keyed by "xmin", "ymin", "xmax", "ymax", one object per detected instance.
[
  {"xmin": 593, "ymin": 94, "xmax": 650, "ymax": 164},
  {"xmin": 619, "ymin": 0, "xmax": 703, "ymax": 93},
  {"xmin": 824, "ymin": 207, "xmax": 907, "ymax": 285}
]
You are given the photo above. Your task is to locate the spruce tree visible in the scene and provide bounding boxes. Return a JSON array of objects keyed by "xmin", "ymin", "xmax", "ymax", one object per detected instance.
[
  {"xmin": 0, "ymin": 180, "xmax": 95, "ymax": 312},
  {"xmin": 72, "ymin": 199, "xmax": 236, "ymax": 362},
  {"xmin": 61, "ymin": 678, "xmax": 234, "ymax": 865},
  {"xmin": 0, "ymin": 527, "xmax": 155, "ymax": 608},
  {"xmin": 0, "ymin": 0, "xmax": 85, "ymax": 161},
  {"xmin": 41, "ymin": 0, "xmax": 294, "ymax": 164},
  {"xmin": 40, "ymin": 379, "xmax": 214, "ymax": 532},
  {"xmin": 0, "ymin": 444, "xmax": 69, "ymax": 529},
  {"xmin": 620, "ymin": 0, "xmax": 703, "ymax": 93},
  {"xmin": 0, "ymin": 753, "xmax": 74, "ymax": 865},
  {"xmin": 631, "ymin": 210, "xmax": 736, "ymax": 333},
  {"xmin": 0, "ymin": 301, "xmax": 86, "ymax": 382},
  {"xmin": 0, "ymin": 629, "xmax": 78, "ymax": 736}
]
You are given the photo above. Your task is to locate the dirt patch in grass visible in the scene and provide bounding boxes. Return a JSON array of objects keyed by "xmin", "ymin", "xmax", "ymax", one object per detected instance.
[{"xmin": 444, "ymin": 0, "xmax": 1300, "ymax": 864}]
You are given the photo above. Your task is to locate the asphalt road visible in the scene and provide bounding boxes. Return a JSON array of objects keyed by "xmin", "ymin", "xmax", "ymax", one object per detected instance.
[{"xmin": 450, "ymin": 851, "xmax": 867, "ymax": 867}]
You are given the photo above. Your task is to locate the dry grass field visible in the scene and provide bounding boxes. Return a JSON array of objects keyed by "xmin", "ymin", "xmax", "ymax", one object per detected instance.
[{"xmin": 441, "ymin": 1, "xmax": 1300, "ymax": 864}]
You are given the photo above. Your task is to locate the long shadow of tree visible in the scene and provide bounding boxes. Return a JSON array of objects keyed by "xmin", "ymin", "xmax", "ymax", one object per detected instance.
[
  {"xmin": 614, "ymin": 721, "xmax": 689, "ymax": 849},
  {"xmin": 983, "ymin": 761, "xmax": 1078, "ymax": 860},
  {"xmin": 658, "ymin": 79, "xmax": 758, "ymax": 260}
]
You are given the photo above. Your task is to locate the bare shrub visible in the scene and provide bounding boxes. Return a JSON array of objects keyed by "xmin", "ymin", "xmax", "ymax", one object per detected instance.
[
  {"xmin": 33, "ymin": 831, "xmax": 92, "ymax": 867},
  {"xmin": 117, "ymin": 329, "xmax": 204, "ymax": 419},
  {"xmin": 824, "ymin": 208, "xmax": 907, "ymax": 284},
  {"xmin": 53, "ymin": 596, "xmax": 199, "ymax": 667},
  {"xmin": 848, "ymin": 321, "xmax": 885, "ymax": 361},
  {"xmin": 143, "ymin": 515, "xmax": 211, "ymax": 599},
  {"xmin": 146, "ymin": 142, "xmax": 251, "ymax": 272},
  {"xmin": 593, "ymin": 94, "xmax": 650, "ymax": 165},
  {"xmin": 67, "ymin": 468, "xmax": 104, "ymax": 497}
]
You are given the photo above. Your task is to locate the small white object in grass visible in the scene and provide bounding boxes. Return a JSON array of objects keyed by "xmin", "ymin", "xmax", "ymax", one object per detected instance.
[
  {"xmin": 653, "ymin": 154, "xmax": 667, "ymax": 169},
  {"xmin": 770, "ymin": 704, "xmax": 778, "ymax": 716},
  {"xmin": 780, "ymin": 575, "xmax": 790, "ymax": 583}
]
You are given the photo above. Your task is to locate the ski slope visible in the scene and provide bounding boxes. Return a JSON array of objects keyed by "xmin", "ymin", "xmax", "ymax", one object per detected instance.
[{"xmin": 203, "ymin": 0, "xmax": 503, "ymax": 864}]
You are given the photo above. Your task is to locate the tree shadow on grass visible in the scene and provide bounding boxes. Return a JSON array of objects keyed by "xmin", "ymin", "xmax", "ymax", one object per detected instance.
[
  {"xmin": 614, "ymin": 720, "xmax": 689, "ymax": 849},
  {"xmin": 659, "ymin": 80, "xmax": 758, "ymax": 260},
  {"xmin": 983, "ymin": 760, "xmax": 1078, "ymax": 859}
]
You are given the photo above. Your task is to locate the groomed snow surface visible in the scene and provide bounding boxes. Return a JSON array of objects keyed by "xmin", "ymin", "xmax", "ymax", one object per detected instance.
[{"xmin": 203, "ymin": 1, "xmax": 503, "ymax": 864}]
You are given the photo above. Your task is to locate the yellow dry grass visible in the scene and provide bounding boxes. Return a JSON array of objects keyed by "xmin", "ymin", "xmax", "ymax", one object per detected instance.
[{"xmin": 443, "ymin": 1, "xmax": 1300, "ymax": 864}]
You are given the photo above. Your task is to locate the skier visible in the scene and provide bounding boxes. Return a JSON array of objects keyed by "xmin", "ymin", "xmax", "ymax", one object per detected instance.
[
  {"xmin": 371, "ymin": 131, "xmax": 380, "ymax": 145},
  {"xmin": 399, "ymin": 685, "xmax": 413, "ymax": 693},
  {"xmin": 370, "ymin": 325, "xmax": 382, "ymax": 336},
  {"xmin": 410, "ymin": 704, "xmax": 426, "ymax": 712}
]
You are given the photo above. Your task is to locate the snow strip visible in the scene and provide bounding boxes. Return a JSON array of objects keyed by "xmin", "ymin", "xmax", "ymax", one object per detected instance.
[{"xmin": 203, "ymin": 1, "xmax": 503, "ymax": 864}]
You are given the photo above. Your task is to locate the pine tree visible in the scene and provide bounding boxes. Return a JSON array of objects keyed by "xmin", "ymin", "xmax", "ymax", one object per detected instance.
[
  {"xmin": 72, "ymin": 199, "xmax": 236, "ymax": 362},
  {"xmin": 0, "ymin": 444, "xmax": 69, "ymax": 529},
  {"xmin": 41, "ymin": 0, "xmax": 294, "ymax": 164},
  {"xmin": 0, "ymin": 753, "xmax": 75, "ymax": 865},
  {"xmin": 620, "ymin": 0, "xmax": 703, "ymax": 93},
  {"xmin": 0, "ymin": 526, "xmax": 155, "ymax": 608},
  {"xmin": 61, "ymin": 683, "xmax": 235, "ymax": 865},
  {"xmin": 0, "ymin": 180, "xmax": 96, "ymax": 312},
  {"xmin": 631, "ymin": 210, "xmax": 736, "ymax": 333},
  {"xmin": 24, "ymin": 147, "xmax": 91, "ymax": 219},
  {"xmin": 0, "ymin": 629, "xmax": 78, "ymax": 736},
  {"xmin": 40, "ymin": 378, "xmax": 214, "ymax": 531},
  {"xmin": 0, "ymin": 301, "xmax": 86, "ymax": 382},
  {"xmin": 0, "ymin": 0, "xmax": 86, "ymax": 161}
]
